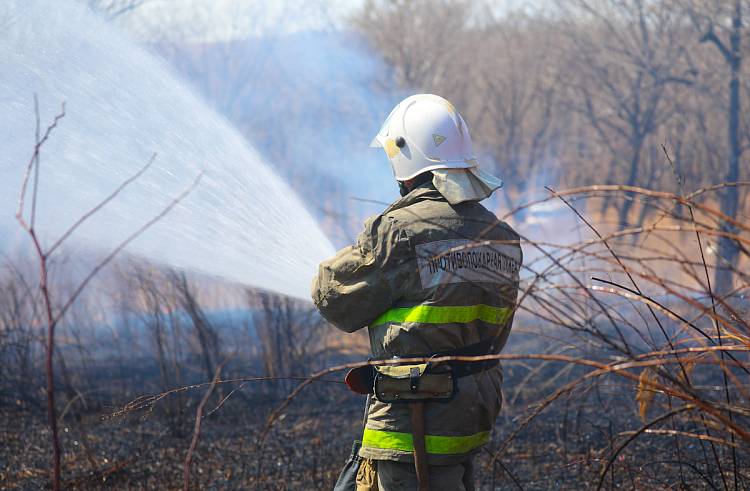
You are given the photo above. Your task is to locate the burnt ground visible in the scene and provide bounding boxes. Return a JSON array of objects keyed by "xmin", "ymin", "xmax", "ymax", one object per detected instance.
[{"xmin": 2, "ymin": 362, "xmax": 747, "ymax": 490}]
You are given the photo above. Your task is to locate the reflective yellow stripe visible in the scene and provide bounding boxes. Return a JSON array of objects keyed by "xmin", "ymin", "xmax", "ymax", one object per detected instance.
[
  {"xmin": 371, "ymin": 304, "xmax": 511, "ymax": 327},
  {"xmin": 362, "ymin": 428, "xmax": 489, "ymax": 455}
]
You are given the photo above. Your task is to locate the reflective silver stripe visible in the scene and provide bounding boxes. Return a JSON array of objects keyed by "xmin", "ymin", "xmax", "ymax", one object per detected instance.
[{"xmin": 416, "ymin": 239, "xmax": 520, "ymax": 289}]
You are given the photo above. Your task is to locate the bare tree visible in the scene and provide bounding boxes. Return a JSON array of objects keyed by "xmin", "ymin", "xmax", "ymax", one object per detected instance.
[
  {"xmin": 680, "ymin": 0, "xmax": 747, "ymax": 294},
  {"xmin": 354, "ymin": 1, "xmax": 568, "ymax": 212},
  {"xmin": 172, "ymin": 271, "xmax": 224, "ymax": 385},
  {"xmin": 122, "ymin": 264, "xmax": 189, "ymax": 434},
  {"xmin": 468, "ymin": 15, "xmax": 566, "ymax": 211},
  {"xmin": 559, "ymin": 0, "xmax": 697, "ymax": 226},
  {"xmin": 354, "ymin": 0, "xmax": 474, "ymax": 91},
  {"xmin": 15, "ymin": 98, "xmax": 201, "ymax": 490},
  {"xmin": 251, "ymin": 290, "xmax": 326, "ymax": 394},
  {"xmin": 0, "ymin": 260, "xmax": 42, "ymax": 408}
]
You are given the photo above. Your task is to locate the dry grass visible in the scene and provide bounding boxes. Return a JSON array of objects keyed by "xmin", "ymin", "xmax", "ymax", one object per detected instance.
[{"xmin": 2, "ymin": 106, "xmax": 748, "ymax": 489}]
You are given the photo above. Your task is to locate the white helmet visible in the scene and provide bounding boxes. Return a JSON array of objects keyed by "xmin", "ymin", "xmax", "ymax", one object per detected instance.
[{"xmin": 370, "ymin": 94, "xmax": 478, "ymax": 181}]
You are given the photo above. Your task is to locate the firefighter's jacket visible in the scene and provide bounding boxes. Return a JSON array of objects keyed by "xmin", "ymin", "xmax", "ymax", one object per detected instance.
[{"xmin": 312, "ymin": 182, "xmax": 522, "ymax": 465}]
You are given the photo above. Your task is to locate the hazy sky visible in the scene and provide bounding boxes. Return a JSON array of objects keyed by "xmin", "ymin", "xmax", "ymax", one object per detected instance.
[
  {"xmin": 117, "ymin": 0, "xmax": 360, "ymax": 41},
  {"xmin": 116, "ymin": 0, "xmax": 544, "ymax": 41}
]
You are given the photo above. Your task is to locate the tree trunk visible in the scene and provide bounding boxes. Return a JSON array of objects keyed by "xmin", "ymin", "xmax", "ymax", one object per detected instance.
[
  {"xmin": 714, "ymin": 0, "xmax": 742, "ymax": 295},
  {"xmin": 618, "ymin": 136, "xmax": 643, "ymax": 228}
]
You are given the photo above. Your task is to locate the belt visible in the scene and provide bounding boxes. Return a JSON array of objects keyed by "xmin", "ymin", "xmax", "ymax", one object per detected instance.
[
  {"xmin": 416, "ymin": 338, "xmax": 499, "ymax": 378},
  {"xmin": 344, "ymin": 338, "xmax": 499, "ymax": 395}
]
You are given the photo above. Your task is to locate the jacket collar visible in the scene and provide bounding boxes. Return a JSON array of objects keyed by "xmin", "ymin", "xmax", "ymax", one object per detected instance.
[{"xmin": 382, "ymin": 182, "xmax": 445, "ymax": 215}]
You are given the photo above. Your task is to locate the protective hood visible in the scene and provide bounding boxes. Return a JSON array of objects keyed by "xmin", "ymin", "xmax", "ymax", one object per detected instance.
[{"xmin": 431, "ymin": 167, "xmax": 504, "ymax": 205}]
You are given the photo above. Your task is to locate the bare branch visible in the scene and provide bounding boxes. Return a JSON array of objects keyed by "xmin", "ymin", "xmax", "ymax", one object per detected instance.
[
  {"xmin": 52, "ymin": 171, "xmax": 204, "ymax": 326},
  {"xmin": 700, "ymin": 28, "xmax": 733, "ymax": 64},
  {"xmin": 46, "ymin": 152, "xmax": 158, "ymax": 256},
  {"xmin": 183, "ymin": 359, "xmax": 225, "ymax": 491},
  {"xmin": 16, "ymin": 99, "xmax": 66, "ymax": 231}
]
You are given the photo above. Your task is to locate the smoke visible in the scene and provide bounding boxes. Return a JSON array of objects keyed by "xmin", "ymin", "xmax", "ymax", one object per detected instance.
[
  {"xmin": 153, "ymin": 30, "xmax": 407, "ymax": 246},
  {"xmin": 0, "ymin": 0, "xmax": 336, "ymax": 299}
]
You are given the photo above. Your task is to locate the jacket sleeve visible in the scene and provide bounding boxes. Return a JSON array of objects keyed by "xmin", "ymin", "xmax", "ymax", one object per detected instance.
[{"xmin": 311, "ymin": 214, "xmax": 413, "ymax": 332}]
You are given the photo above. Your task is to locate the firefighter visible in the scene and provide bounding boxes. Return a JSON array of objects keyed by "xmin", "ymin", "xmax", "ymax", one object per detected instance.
[{"xmin": 312, "ymin": 94, "xmax": 522, "ymax": 490}]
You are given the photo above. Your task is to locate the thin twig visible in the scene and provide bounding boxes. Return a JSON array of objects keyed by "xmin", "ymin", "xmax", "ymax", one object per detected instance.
[
  {"xmin": 596, "ymin": 405, "xmax": 696, "ymax": 490},
  {"xmin": 47, "ymin": 152, "xmax": 158, "ymax": 256},
  {"xmin": 16, "ymin": 100, "xmax": 66, "ymax": 231},
  {"xmin": 52, "ymin": 172, "xmax": 204, "ymax": 326},
  {"xmin": 183, "ymin": 360, "xmax": 224, "ymax": 491}
]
